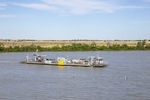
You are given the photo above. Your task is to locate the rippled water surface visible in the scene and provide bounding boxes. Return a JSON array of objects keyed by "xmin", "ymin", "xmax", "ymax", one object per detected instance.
[{"xmin": 0, "ymin": 51, "xmax": 150, "ymax": 100}]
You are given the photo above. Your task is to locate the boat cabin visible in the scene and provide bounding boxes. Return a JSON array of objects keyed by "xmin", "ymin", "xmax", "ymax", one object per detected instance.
[{"xmin": 88, "ymin": 56, "xmax": 104, "ymax": 65}]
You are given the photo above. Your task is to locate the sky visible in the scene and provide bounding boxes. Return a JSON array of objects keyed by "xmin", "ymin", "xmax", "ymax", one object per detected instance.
[{"xmin": 0, "ymin": 0, "xmax": 150, "ymax": 40}]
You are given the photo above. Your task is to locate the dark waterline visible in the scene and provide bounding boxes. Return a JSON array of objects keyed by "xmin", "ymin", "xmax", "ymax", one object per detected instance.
[{"xmin": 0, "ymin": 51, "xmax": 150, "ymax": 100}]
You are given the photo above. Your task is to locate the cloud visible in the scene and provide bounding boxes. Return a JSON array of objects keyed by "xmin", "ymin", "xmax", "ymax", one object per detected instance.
[
  {"xmin": 43, "ymin": 0, "xmax": 117, "ymax": 14},
  {"xmin": 12, "ymin": 0, "xmax": 149, "ymax": 15},
  {"xmin": 13, "ymin": 3, "xmax": 58, "ymax": 11},
  {"xmin": 0, "ymin": 2, "xmax": 7, "ymax": 10},
  {"xmin": 0, "ymin": 14, "xmax": 19, "ymax": 18}
]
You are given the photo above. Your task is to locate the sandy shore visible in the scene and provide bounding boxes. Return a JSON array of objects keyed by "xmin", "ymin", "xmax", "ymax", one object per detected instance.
[{"xmin": 0, "ymin": 39, "xmax": 149, "ymax": 48}]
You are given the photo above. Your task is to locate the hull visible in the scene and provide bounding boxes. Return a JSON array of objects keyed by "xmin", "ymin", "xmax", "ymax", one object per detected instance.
[{"xmin": 24, "ymin": 61, "xmax": 107, "ymax": 67}]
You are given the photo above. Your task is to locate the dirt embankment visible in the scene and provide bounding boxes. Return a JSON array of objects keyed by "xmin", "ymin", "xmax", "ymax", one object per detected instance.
[{"xmin": 0, "ymin": 39, "xmax": 150, "ymax": 48}]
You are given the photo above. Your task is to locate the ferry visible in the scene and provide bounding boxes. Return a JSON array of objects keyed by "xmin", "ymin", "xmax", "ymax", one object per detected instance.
[{"xmin": 21, "ymin": 54, "xmax": 108, "ymax": 67}]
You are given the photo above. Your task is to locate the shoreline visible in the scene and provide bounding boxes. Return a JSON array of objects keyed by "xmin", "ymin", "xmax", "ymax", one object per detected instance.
[{"xmin": 0, "ymin": 39, "xmax": 150, "ymax": 48}]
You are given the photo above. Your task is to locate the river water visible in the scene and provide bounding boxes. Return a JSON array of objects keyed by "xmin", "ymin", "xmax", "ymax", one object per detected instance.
[{"xmin": 0, "ymin": 51, "xmax": 150, "ymax": 100}]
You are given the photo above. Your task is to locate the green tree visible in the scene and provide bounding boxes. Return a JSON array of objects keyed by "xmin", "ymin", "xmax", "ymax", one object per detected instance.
[
  {"xmin": 0, "ymin": 44, "xmax": 4, "ymax": 52},
  {"xmin": 121, "ymin": 44, "xmax": 128, "ymax": 50},
  {"xmin": 90, "ymin": 42, "xmax": 97, "ymax": 51},
  {"xmin": 136, "ymin": 40, "xmax": 146, "ymax": 50}
]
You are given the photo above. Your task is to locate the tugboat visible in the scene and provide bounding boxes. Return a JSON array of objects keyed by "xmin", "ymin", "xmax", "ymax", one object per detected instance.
[{"xmin": 21, "ymin": 54, "xmax": 108, "ymax": 67}]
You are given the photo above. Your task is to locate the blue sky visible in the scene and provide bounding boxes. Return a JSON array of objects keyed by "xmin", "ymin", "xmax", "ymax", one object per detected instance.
[{"xmin": 0, "ymin": 0, "xmax": 150, "ymax": 40}]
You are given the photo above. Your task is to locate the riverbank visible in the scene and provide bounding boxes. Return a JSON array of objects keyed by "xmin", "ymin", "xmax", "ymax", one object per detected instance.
[
  {"xmin": 0, "ymin": 39, "xmax": 150, "ymax": 52},
  {"xmin": 0, "ymin": 39, "xmax": 150, "ymax": 48}
]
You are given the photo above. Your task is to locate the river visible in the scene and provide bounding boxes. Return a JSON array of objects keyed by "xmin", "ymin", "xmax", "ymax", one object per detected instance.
[{"xmin": 0, "ymin": 51, "xmax": 150, "ymax": 100}]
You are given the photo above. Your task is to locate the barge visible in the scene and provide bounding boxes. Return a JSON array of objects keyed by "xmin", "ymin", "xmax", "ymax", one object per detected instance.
[{"xmin": 21, "ymin": 54, "xmax": 108, "ymax": 67}]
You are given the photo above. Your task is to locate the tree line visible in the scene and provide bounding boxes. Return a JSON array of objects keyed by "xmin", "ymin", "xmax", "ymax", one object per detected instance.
[{"xmin": 0, "ymin": 40, "xmax": 150, "ymax": 52}]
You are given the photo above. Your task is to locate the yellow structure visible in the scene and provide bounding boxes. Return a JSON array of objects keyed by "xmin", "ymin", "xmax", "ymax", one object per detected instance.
[{"xmin": 58, "ymin": 60, "xmax": 64, "ymax": 66}]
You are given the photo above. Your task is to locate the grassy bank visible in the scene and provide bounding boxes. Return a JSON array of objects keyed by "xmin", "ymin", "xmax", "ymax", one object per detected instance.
[
  {"xmin": 0, "ymin": 39, "xmax": 150, "ymax": 52},
  {"xmin": 0, "ymin": 39, "xmax": 150, "ymax": 48}
]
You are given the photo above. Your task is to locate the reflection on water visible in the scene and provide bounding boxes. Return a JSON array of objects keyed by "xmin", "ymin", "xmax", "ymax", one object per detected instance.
[
  {"xmin": 58, "ymin": 65, "xmax": 65, "ymax": 69},
  {"xmin": 0, "ymin": 51, "xmax": 150, "ymax": 100}
]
